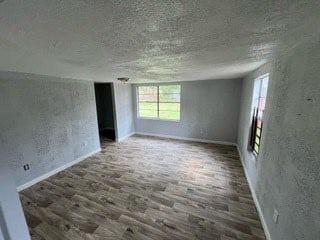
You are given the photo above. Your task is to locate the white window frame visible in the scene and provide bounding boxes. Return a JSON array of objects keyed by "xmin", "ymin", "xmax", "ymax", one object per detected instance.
[
  {"xmin": 136, "ymin": 84, "xmax": 181, "ymax": 122},
  {"xmin": 249, "ymin": 73, "xmax": 269, "ymax": 156}
]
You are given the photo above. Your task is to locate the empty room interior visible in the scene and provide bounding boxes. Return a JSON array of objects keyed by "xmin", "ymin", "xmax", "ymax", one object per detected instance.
[{"xmin": 0, "ymin": 1, "xmax": 319, "ymax": 240}]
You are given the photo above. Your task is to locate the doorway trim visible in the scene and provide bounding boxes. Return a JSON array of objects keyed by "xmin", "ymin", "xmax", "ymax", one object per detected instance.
[{"xmin": 110, "ymin": 83, "xmax": 119, "ymax": 141}]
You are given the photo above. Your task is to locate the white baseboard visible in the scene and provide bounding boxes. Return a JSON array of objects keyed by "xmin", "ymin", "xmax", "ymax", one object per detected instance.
[
  {"xmin": 17, "ymin": 148, "xmax": 101, "ymax": 192},
  {"xmin": 236, "ymin": 146, "xmax": 272, "ymax": 240},
  {"xmin": 116, "ymin": 132, "xmax": 135, "ymax": 142},
  {"xmin": 116, "ymin": 131, "xmax": 237, "ymax": 146},
  {"xmin": 134, "ymin": 132, "xmax": 237, "ymax": 146}
]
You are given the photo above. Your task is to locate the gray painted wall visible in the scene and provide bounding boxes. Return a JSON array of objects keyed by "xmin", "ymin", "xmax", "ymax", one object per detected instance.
[
  {"xmin": 237, "ymin": 63, "xmax": 271, "ymax": 190},
  {"xmin": 0, "ymin": 163, "xmax": 30, "ymax": 240},
  {"xmin": 113, "ymin": 83, "xmax": 135, "ymax": 141},
  {"xmin": 0, "ymin": 72, "xmax": 100, "ymax": 188},
  {"xmin": 133, "ymin": 79, "xmax": 243, "ymax": 143},
  {"xmin": 237, "ymin": 37, "xmax": 320, "ymax": 239}
]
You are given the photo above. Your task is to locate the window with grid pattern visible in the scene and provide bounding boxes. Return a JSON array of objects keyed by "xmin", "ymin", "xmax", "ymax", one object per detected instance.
[
  {"xmin": 248, "ymin": 74, "xmax": 269, "ymax": 155},
  {"xmin": 137, "ymin": 85, "xmax": 181, "ymax": 121}
]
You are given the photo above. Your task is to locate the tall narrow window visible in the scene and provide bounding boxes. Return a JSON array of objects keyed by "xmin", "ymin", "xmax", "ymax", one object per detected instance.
[
  {"xmin": 249, "ymin": 74, "xmax": 269, "ymax": 155},
  {"xmin": 137, "ymin": 85, "xmax": 181, "ymax": 121}
]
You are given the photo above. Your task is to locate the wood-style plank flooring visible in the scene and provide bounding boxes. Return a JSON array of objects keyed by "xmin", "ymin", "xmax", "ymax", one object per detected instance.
[{"xmin": 20, "ymin": 135, "xmax": 266, "ymax": 240}]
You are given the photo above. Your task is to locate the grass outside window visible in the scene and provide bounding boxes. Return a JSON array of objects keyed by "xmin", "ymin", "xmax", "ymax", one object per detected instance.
[{"xmin": 137, "ymin": 85, "xmax": 181, "ymax": 121}]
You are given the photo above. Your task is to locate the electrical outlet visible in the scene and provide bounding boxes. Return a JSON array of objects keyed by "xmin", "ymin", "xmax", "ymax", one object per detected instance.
[
  {"xmin": 273, "ymin": 209, "xmax": 279, "ymax": 224},
  {"xmin": 23, "ymin": 164, "xmax": 30, "ymax": 171}
]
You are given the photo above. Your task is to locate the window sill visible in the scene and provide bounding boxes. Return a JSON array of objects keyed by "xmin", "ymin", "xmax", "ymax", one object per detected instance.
[
  {"xmin": 247, "ymin": 148, "xmax": 258, "ymax": 161},
  {"xmin": 252, "ymin": 152, "xmax": 258, "ymax": 160},
  {"xmin": 137, "ymin": 117, "xmax": 180, "ymax": 123},
  {"xmin": 248, "ymin": 151, "xmax": 259, "ymax": 168}
]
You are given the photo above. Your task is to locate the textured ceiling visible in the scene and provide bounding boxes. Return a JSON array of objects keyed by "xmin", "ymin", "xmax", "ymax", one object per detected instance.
[{"xmin": 0, "ymin": 0, "xmax": 319, "ymax": 83}]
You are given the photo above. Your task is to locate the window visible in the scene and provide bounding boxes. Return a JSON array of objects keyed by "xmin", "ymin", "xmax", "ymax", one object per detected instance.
[
  {"xmin": 248, "ymin": 74, "xmax": 269, "ymax": 155},
  {"xmin": 137, "ymin": 85, "xmax": 181, "ymax": 121}
]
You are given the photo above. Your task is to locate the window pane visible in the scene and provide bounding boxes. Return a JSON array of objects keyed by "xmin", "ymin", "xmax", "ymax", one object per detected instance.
[
  {"xmin": 256, "ymin": 128, "xmax": 261, "ymax": 137},
  {"xmin": 138, "ymin": 86, "xmax": 157, "ymax": 95},
  {"xmin": 139, "ymin": 102, "xmax": 157, "ymax": 110},
  {"xmin": 252, "ymin": 79, "xmax": 261, "ymax": 108},
  {"xmin": 138, "ymin": 100, "xmax": 158, "ymax": 118},
  {"xmin": 257, "ymin": 119, "xmax": 262, "ymax": 128},
  {"xmin": 139, "ymin": 109, "xmax": 157, "ymax": 118},
  {"xmin": 138, "ymin": 86, "xmax": 158, "ymax": 119},
  {"xmin": 159, "ymin": 85, "xmax": 180, "ymax": 94},
  {"xmin": 254, "ymin": 144, "xmax": 260, "ymax": 153},
  {"xmin": 159, "ymin": 111, "xmax": 180, "ymax": 120},
  {"xmin": 139, "ymin": 94, "xmax": 157, "ymax": 102},
  {"xmin": 261, "ymin": 78, "xmax": 269, "ymax": 97},
  {"xmin": 258, "ymin": 97, "xmax": 266, "ymax": 111},
  {"xmin": 248, "ymin": 74, "xmax": 269, "ymax": 155},
  {"xmin": 138, "ymin": 86, "xmax": 158, "ymax": 102},
  {"xmin": 159, "ymin": 103, "xmax": 180, "ymax": 120},
  {"xmin": 159, "ymin": 103, "xmax": 180, "ymax": 111},
  {"xmin": 137, "ymin": 85, "xmax": 181, "ymax": 120},
  {"xmin": 159, "ymin": 93, "xmax": 180, "ymax": 102},
  {"xmin": 159, "ymin": 85, "xmax": 181, "ymax": 102}
]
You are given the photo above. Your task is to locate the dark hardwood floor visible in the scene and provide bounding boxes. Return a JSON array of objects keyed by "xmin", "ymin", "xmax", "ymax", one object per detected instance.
[{"xmin": 20, "ymin": 135, "xmax": 266, "ymax": 240}]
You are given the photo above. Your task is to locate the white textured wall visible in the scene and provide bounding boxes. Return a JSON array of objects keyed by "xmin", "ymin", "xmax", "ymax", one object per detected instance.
[
  {"xmin": 237, "ymin": 63, "xmax": 271, "ymax": 189},
  {"xmin": 0, "ymin": 72, "xmax": 100, "ymax": 188},
  {"xmin": 237, "ymin": 37, "xmax": 320, "ymax": 239},
  {"xmin": 113, "ymin": 83, "xmax": 135, "ymax": 141},
  {"xmin": 133, "ymin": 79, "xmax": 243, "ymax": 143}
]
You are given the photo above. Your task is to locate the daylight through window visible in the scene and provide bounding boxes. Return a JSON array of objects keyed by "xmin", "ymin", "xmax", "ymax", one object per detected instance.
[
  {"xmin": 249, "ymin": 74, "xmax": 269, "ymax": 155},
  {"xmin": 137, "ymin": 85, "xmax": 181, "ymax": 121}
]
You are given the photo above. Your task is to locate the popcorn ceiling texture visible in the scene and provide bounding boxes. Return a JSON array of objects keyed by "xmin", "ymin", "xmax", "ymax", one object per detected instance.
[
  {"xmin": 0, "ymin": 0, "xmax": 320, "ymax": 82},
  {"xmin": 0, "ymin": 72, "xmax": 100, "ymax": 187},
  {"xmin": 237, "ymin": 37, "xmax": 320, "ymax": 239}
]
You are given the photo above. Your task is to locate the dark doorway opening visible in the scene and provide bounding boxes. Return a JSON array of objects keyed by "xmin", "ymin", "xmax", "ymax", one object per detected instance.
[{"xmin": 94, "ymin": 83, "xmax": 116, "ymax": 141}]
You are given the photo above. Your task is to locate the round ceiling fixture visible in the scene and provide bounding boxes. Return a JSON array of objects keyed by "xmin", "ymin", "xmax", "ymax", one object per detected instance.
[{"xmin": 117, "ymin": 77, "xmax": 129, "ymax": 83}]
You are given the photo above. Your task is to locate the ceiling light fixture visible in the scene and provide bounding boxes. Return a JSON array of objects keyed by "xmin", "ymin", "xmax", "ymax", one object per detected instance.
[{"xmin": 117, "ymin": 77, "xmax": 129, "ymax": 83}]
